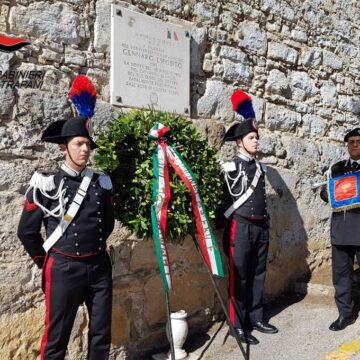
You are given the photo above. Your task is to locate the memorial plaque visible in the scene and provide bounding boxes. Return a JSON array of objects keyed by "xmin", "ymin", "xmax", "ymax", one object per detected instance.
[{"xmin": 111, "ymin": 5, "xmax": 190, "ymax": 116}]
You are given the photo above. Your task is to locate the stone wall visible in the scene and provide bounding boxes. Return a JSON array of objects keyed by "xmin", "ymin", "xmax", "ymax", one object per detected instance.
[{"xmin": 0, "ymin": 0, "xmax": 359, "ymax": 359}]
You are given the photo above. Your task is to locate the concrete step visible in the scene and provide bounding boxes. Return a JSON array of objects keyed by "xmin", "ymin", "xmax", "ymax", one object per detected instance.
[{"xmin": 295, "ymin": 266, "xmax": 360, "ymax": 302}]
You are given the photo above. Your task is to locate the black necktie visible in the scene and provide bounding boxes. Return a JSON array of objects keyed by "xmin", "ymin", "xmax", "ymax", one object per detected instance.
[{"xmin": 352, "ymin": 162, "xmax": 359, "ymax": 171}]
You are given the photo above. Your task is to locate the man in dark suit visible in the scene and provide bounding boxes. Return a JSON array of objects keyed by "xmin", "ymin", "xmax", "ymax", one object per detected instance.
[
  {"xmin": 320, "ymin": 127, "xmax": 360, "ymax": 331},
  {"xmin": 18, "ymin": 116, "xmax": 115, "ymax": 359},
  {"xmin": 221, "ymin": 90, "xmax": 278, "ymax": 345}
]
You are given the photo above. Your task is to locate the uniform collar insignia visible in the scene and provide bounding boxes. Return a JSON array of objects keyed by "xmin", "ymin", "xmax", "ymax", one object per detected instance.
[
  {"xmin": 237, "ymin": 152, "xmax": 255, "ymax": 163},
  {"xmin": 61, "ymin": 163, "xmax": 87, "ymax": 177}
]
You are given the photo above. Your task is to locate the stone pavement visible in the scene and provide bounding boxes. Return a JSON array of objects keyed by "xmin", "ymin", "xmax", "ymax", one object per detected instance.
[
  {"xmin": 147, "ymin": 267, "xmax": 360, "ymax": 360},
  {"xmin": 182, "ymin": 294, "xmax": 360, "ymax": 360},
  {"xmin": 147, "ymin": 287, "xmax": 360, "ymax": 360}
]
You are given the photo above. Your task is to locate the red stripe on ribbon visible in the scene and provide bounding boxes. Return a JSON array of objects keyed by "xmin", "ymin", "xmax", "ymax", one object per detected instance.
[
  {"xmin": 40, "ymin": 256, "xmax": 54, "ymax": 360},
  {"xmin": 229, "ymin": 220, "xmax": 237, "ymax": 326},
  {"xmin": 159, "ymin": 142, "xmax": 171, "ymax": 239},
  {"xmin": 158, "ymin": 142, "xmax": 173, "ymax": 287},
  {"xmin": 167, "ymin": 155, "xmax": 212, "ymax": 270}
]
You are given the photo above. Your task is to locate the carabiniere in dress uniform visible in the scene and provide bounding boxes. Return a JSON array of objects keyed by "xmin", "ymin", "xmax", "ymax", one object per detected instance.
[
  {"xmin": 221, "ymin": 89, "xmax": 278, "ymax": 346},
  {"xmin": 17, "ymin": 75, "xmax": 115, "ymax": 360}
]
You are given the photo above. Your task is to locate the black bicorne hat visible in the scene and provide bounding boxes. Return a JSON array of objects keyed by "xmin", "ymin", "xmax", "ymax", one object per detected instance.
[
  {"xmin": 344, "ymin": 128, "xmax": 360, "ymax": 142},
  {"xmin": 41, "ymin": 116, "xmax": 97, "ymax": 149},
  {"xmin": 224, "ymin": 119, "xmax": 259, "ymax": 142}
]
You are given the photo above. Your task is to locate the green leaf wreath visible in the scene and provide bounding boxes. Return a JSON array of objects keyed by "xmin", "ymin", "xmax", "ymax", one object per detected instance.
[{"xmin": 94, "ymin": 109, "xmax": 224, "ymax": 240}]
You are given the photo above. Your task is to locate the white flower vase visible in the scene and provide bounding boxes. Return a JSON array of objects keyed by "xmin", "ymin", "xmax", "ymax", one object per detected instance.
[{"xmin": 166, "ymin": 310, "xmax": 189, "ymax": 360}]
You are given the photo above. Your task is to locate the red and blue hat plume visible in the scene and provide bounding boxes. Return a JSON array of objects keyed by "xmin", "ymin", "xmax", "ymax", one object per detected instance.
[
  {"xmin": 69, "ymin": 75, "xmax": 97, "ymax": 118},
  {"xmin": 231, "ymin": 90, "xmax": 255, "ymax": 119}
]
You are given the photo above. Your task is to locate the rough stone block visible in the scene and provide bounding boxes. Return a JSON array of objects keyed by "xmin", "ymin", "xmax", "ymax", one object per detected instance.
[
  {"xmin": 94, "ymin": 0, "xmax": 112, "ymax": 53},
  {"xmin": 301, "ymin": 48, "xmax": 322, "ymax": 68},
  {"xmin": 268, "ymin": 42, "xmax": 298, "ymax": 65},
  {"xmin": 265, "ymin": 103, "xmax": 300, "ymax": 132},
  {"xmin": 0, "ymin": 52, "xmax": 13, "ymax": 74},
  {"xmin": 221, "ymin": 11, "xmax": 234, "ymax": 32},
  {"xmin": 265, "ymin": 69, "xmax": 290, "ymax": 98},
  {"xmin": 39, "ymin": 49, "xmax": 63, "ymax": 63},
  {"xmin": 320, "ymin": 81, "xmax": 337, "ymax": 106},
  {"xmin": 219, "ymin": 45, "xmax": 248, "ymax": 63},
  {"xmin": 260, "ymin": 0, "xmax": 296, "ymax": 21},
  {"xmin": 111, "ymin": 305, "xmax": 131, "ymax": 345},
  {"xmin": 196, "ymin": 80, "xmax": 235, "ymax": 122},
  {"xmin": 338, "ymin": 95, "xmax": 360, "ymax": 114},
  {"xmin": 0, "ymin": 309, "xmax": 44, "ymax": 360},
  {"xmin": 258, "ymin": 133, "xmax": 282, "ymax": 156},
  {"xmin": 302, "ymin": 114, "xmax": 327, "ymax": 137},
  {"xmin": 10, "ymin": 2, "xmax": 83, "ymax": 45},
  {"xmin": 191, "ymin": 27, "xmax": 207, "ymax": 76},
  {"xmin": 144, "ymin": 271, "xmax": 214, "ymax": 326},
  {"xmin": 291, "ymin": 29, "xmax": 308, "ymax": 43},
  {"xmin": 65, "ymin": 48, "xmax": 86, "ymax": 66},
  {"xmin": 322, "ymin": 50, "xmax": 343, "ymax": 70},
  {"xmin": 222, "ymin": 58, "xmax": 251, "ymax": 83},
  {"xmin": 289, "ymin": 71, "xmax": 319, "ymax": 101},
  {"xmin": 238, "ymin": 21, "xmax": 267, "ymax": 56},
  {"xmin": 282, "ymin": 136, "xmax": 320, "ymax": 171},
  {"xmin": 0, "ymin": 87, "xmax": 14, "ymax": 116},
  {"xmin": 193, "ymin": 3, "xmax": 215, "ymax": 23},
  {"xmin": 0, "ymin": 5, "xmax": 9, "ymax": 32}
]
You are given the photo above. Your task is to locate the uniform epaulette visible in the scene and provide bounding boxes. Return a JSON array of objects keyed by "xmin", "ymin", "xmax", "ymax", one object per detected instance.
[
  {"xmin": 331, "ymin": 160, "xmax": 346, "ymax": 172},
  {"xmin": 29, "ymin": 171, "xmax": 56, "ymax": 192},
  {"xmin": 98, "ymin": 173, "xmax": 113, "ymax": 190},
  {"xmin": 221, "ymin": 161, "xmax": 237, "ymax": 173}
]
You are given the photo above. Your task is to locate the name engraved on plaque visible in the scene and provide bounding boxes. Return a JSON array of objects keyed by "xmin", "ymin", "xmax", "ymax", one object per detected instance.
[{"xmin": 111, "ymin": 5, "xmax": 190, "ymax": 115}]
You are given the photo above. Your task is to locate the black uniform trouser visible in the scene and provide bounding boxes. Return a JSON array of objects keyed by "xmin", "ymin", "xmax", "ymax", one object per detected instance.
[
  {"xmin": 332, "ymin": 245, "xmax": 360, "ymax": 318},
  {"xmin": 224, "ymin": 218, "xmax": 269, "ymax": 330},
  {"xmin": 40, "ymin": 251, "xmax": 112, "ymax": 360}
]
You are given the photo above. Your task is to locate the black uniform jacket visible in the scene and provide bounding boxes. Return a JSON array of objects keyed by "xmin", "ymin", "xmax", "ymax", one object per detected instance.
[
  {"xmin": 227, "ymin": 155, "xmax": 268, "ymax": 221},
  {"xmin": 320, "ymin": 160, "xmax": 360, "ymax": 246},
  {"xmin": 17, "ymin": 168, "xmax": 115, "ymax": 268}
]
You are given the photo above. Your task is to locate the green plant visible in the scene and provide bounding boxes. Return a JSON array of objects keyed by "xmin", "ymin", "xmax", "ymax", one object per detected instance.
[{"xmin": 94, "ymin": 109, "xmax": 224, "ymax": 240}]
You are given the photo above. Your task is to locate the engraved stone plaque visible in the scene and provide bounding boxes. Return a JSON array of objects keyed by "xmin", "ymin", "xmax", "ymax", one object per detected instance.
[{"xmin": 111, "ymin": 5, "xmax": 190, "ymax": 116}]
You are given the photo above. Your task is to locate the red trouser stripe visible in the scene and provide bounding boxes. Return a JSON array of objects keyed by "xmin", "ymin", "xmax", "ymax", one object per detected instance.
[
  {"xmin": 40, "ymin": 256, "xmax": 54, "ymax": 360},
  {"xmin": 229, "ymin": 220, "xmax": 237, "ymax": 326}
]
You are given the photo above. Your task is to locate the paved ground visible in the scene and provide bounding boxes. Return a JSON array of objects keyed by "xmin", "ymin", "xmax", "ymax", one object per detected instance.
[
  {"xmin": 149, "ymin": 267, "xmax": 360, "ymax": 360},
  {"xmin": 184, "ymin": 294, "xmax": 360, "ymax": 360},
  {"xmin": 151, "ymin": 293, "xmax": 360, "ymax": 360}
]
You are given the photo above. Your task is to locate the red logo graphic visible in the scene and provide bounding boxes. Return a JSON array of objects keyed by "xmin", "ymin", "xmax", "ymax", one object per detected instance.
[
  {"xmin": 334, "ymin": 176, "xmax": 357, "ymax": 201},
  {"xmin": 0, "ymin": 34, "xmax": 30, "ymax": 53}
]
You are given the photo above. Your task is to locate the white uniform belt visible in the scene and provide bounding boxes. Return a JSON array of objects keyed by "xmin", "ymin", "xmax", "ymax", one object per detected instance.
[
  {"xmin": 224, "ymin": 162, "xmax": 262, "ymax": 219},
  {"xmin": 43, "ymin": 168, "xmax": 94, "ymax": 252}
]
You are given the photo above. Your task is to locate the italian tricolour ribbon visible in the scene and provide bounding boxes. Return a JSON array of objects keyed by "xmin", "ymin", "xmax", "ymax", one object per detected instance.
[{"xmin": 149, "ymin": 123, "xmax": 224, "ymax": 293}]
